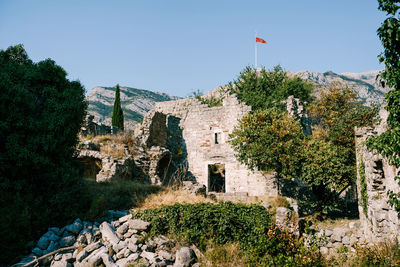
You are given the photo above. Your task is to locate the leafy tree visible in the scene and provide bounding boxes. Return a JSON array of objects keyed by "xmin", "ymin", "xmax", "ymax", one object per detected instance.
[
  {"xmin": 0, "ymin": 45, "xmax": 87, "ymax": 263},
  {"xmin": 367, "ymin": 0, "xmax": 400, "ymax": 213},
  {"xmin": 112, "ymin": 84, "xmax": 124, "ymax": 132},
  {"xmin": 308, "ymin": 83, "xmax": 376, "ymax": 185},
  {"xmin": 229, "ymin": 108, "xmax": 304, "ymax": 179},
  {"xmin": 228, "ymin": 65, "xmax": 314, "ymax": 111},
  {"xmin": 300, "ymin": 137, "xmax": 352, "ymax": 212}
]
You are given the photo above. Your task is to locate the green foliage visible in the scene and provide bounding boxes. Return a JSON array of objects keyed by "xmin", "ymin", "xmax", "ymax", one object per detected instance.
[
  {"xmin": 229, "ymin": 108, "xmax": 304, "ymax": 178},
  {"xmin": 0, "ymin": 44, "xmax": 87, "ymax": 263},
  {"xmin": 309, "ymin": 83, "xmax": 376, "ymax": 182},
  {"xmin": 190, "ymin": 89, "xmax": 223, "ymax": 107},
  {"xmin": 300, "ymin": 137, "xmax": 352, "ymax": 212},
  {"xmin": 132, "ymin": 202, "xmax": 323, "ymax": 266},
  {"xmin": 367, "ymin": 0, "xmax": 400, "ymax": 215},
  {"xmin": 112, "ymin": 84, "xmax": 124, "ymax": 131},
  {"xmin": 359, "ymin": 157, "xmax": 369, "ymax": 218},
  {"xmin": 228, "ymin": 65, "xmax": 314, "ymax": 111}
]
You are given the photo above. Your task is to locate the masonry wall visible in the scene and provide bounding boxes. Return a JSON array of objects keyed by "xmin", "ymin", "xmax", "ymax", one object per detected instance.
[
  {"xmin": 355, "ymin": 107, "xmax": 400, "ymax": 242},
  {"xmin": 155, "ymin": 94, "xmax": 278, "ymax": 197}
]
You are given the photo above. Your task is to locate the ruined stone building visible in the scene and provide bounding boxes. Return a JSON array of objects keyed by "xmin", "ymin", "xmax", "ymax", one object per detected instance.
[
  {"xmin": 356, "ymin": 107, "xmax": 400, "ymax": 242},
  {"xmin": 142, "ymin": 92, "xmax": 279, "ymax": 197}
]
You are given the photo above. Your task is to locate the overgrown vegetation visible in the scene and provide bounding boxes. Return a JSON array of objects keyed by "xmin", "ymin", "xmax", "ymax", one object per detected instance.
[
  {"xmin": 229, "ymin": 72, "xmax": 376, "ymax": 214},
  {"xmin": 227, "ymin": 65, "xmax": 314, "ymax": 111},
  {"xmin": 0, "ymin": 44, "xmax": 87, "ymax": 263},
  {"xmin": 230, "ymin": 108, "xmax": 304, "ymax": 179},
  {"xmin": 190, "ymin": 89, "xmax": 223, "ymax": 107},
  {"xmin": 327, "ymin": 241, "xmax": 400, "ymax": 266},
  {"xmin": 367, "ymin": 0, "xmax": 400, "ymax": 216},
  {"xmin": 132, "ymin": 202, "xmax": 323, "ymax": 266},
  {"xmin": 359, "ymin": 157, "xmax": 369, "ymax": 218}
]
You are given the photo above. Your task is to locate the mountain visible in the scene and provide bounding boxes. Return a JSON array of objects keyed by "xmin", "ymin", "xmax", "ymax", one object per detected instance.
[
  {"xmin": 87, "ymin": 86, "xmax": 180, "ymax": 129},
  {"xmin": 291, "ymin": 70, "xmax": 389, "ymax": 105}
]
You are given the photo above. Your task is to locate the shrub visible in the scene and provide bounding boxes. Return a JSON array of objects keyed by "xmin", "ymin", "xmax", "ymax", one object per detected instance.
[{"xmin": 132, "ymin": 202, "xmax": 323, "ymax": 266}]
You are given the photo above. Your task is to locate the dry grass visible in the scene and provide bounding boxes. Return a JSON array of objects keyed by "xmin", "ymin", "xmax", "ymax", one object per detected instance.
[
  {"xmin": 100, "ymin": 143, "xmax": 125, "ymax": 159},
  {"xmin": 91, "ymin": 132, "xmax": 132, "ymax": 145},
  {"xmin": 137, "ymin": 188, "xmax": 214, "ymax": 210},
  {"xmin": 326, "ymin": 240, "xmax": 400, "ymax": 266},
  {"xmin": 200, "ymin": 242, "xmax": 248, "ymax": 267}
]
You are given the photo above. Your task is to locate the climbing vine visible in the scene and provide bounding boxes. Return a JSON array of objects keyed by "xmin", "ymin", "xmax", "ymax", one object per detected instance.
[{"xmin": 359, "ymin": 157, "xmax": 369, "ymax": 218}]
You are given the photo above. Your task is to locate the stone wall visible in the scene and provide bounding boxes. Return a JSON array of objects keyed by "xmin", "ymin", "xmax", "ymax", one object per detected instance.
[
  {"xmin": 355, "ymin": 107, "xmax": 400, "ymax": 242},
  {"xmin": 154, "ymin": 93, "xmax": 278, "ymax": 197}
]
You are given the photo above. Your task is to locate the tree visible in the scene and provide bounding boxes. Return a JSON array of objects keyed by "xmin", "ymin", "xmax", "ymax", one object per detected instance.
[
  {"xmin": 229, "ymin": 108, "xmax": 304, "ymax": 179},
  {"xmin": 308, "ymin": 83, "xmax": 376, "ymax": 186},
  {"xmin": 300, "ymin": 137, "xmax": 352, "ymax": 213},
  {"xmin": 228, "ymin": 65, "xmax": 314, "ymax": 111},
  {"xmin": 367, "ymin": 0, "xmax": 400, "ymax": 213},
  {"xmin": 112, "ymin": 84, "xmax": 124, "ymax": 132},
  {"xmin": 0, "ymin": 45, "xmax": 87, "ymax": 263}
]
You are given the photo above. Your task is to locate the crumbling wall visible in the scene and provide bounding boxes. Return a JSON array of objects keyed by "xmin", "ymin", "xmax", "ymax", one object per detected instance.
[
  {"xmin": 355, "ymin": 107, "xmax": 400, "ymax": 242},
  {"xmin": 81, "ymin": 115, "xmax": 111, "ymax": 136},
  {"xmin": 154, "ymin": 92, "xmax": 278, "ymax": 197}
]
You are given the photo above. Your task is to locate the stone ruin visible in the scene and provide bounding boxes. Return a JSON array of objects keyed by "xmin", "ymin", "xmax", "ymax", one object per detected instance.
[
  {"xmin": 78, "ymin": 89, "xmax": 312, "ymax": 200},
  {"xmin": 81, "ymin": 115, "xmax": 111, "ymax": 136},
  {"xmin": 355, "ymin": 107, "xmax": 400, "ymax": 242}
]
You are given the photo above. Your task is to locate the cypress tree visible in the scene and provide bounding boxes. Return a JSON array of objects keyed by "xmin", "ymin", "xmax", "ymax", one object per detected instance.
[{"xmin": 111, "ymin": 84, "xmax": 124, "ymax": 132}]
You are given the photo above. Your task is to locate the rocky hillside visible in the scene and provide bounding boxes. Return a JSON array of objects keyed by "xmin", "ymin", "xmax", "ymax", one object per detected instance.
[
  {"xmin": 291, "ymin": 70, "xmax": 389, "ymax": 105},
  {"xmin": 87, "ymin": 86, "xmax": 180, "ymax": 130}
]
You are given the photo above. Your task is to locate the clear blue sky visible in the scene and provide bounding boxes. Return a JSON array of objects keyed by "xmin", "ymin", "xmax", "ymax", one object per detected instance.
[{"xmin": 0, "ymin": 0, "xmax": 386, "ymax": 97}]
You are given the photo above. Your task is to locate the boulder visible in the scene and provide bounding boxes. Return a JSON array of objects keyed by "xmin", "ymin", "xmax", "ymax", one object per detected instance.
[
  {"xmin": 99, "ymin": 221, "xmax": 120, "ymax": 245},
  {"xmin": 175, "ymin": 247, "xmax": 195, "ymax": 267},
  {"xmin": 65, "ymin": 219, "xmax": 83, "ymax": 235},
  {"xmin": 128, "ymin": 219, "xmax": 151, "ymax": 231}
]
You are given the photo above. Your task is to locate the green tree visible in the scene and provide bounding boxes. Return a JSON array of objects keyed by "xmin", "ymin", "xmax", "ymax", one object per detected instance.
[
  {"xmin": 300, "ymin": 137, "xmax": 351, "ymax": 213},
  {"xmin": 308, "ymin": 83, "xmax": 376, "ymax": 207},
  {"xmin": 112, "ymin": 84, "xmax": 124, "ymax": 132},
  {"xmin": 228, "ymin": 65, "xmax": 314, "ymax": 111},
  {"xmin": 367, "ymin": 0, "xmax": 400, "ymax": 213},
  {"xmin": 0, "ymin": 45, "xmax": 87, "ymax": 263},
  {"xmin": 229, "ymin": 108, "xmax": 304, "ymax": 179}
]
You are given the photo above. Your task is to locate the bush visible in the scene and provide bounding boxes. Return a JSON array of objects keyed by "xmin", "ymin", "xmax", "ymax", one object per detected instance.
[{"xmin": 132, "ymin": 202, "xmax": 323, "ymax": 266}]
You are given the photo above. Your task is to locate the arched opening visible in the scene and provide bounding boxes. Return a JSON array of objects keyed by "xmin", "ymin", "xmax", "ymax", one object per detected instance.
[
  {"xmin": 208, "ymin": 164, "xmax": 225, "ymax": 193},
  {"xmin": 157, "ymin": 154, "xmax": 171, "ymax": 182}
]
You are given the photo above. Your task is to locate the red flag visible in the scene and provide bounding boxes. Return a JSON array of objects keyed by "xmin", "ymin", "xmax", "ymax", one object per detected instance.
[{"xmin": 256, "ymin": 37, "xmax": 267, "ymax": 44}]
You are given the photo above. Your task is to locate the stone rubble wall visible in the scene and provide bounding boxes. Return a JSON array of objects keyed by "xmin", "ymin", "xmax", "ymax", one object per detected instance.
[
  {"xmin": 16, "ymin": 213, "xmax": 200, "ymax": 267},
  {"xmin": 355, "ymin": 107, "xmax": 400, "ymax": 242},
  {"xmin": 154, "ymin": 93, "xmax": 278, "ymax": 197}
]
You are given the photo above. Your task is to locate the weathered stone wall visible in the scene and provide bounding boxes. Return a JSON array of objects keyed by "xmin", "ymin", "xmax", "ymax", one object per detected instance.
[
  {"xmin": 155, "ymin": 94, "xmax": 278, "ymax": 197},
  {"xmin": 355, "ymin": 107, "xmax": 400, "ymax": 242}
]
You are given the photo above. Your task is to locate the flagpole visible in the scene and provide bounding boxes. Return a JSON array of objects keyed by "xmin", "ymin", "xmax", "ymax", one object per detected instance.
[{"xmin": 255, "ymin": 31, "xmax": 257, "ymax": 70}]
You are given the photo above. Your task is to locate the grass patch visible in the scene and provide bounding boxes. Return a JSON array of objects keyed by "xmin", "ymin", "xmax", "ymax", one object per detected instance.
[
  {"xmin": 138, "ymin": 188, "xmax": 214, "ymax": 210},
  {"xmin": 327, "ymin": 241, "xmax": 400, "ymax": 266},
  {"xmin": 82, "ymin": 179, "xmax": 161, "ymax": 220}
]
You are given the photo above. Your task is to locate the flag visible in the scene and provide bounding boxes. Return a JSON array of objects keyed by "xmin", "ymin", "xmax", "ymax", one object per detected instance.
[{"xmin": 256, "ymin": 37, "xmax": 267, "ymax": 44}]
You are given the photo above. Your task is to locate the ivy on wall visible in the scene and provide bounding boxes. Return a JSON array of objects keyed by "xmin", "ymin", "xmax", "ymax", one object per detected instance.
[{"xmin": 359, "ymin": 156, "xmax": 369, "ymax": 218}]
